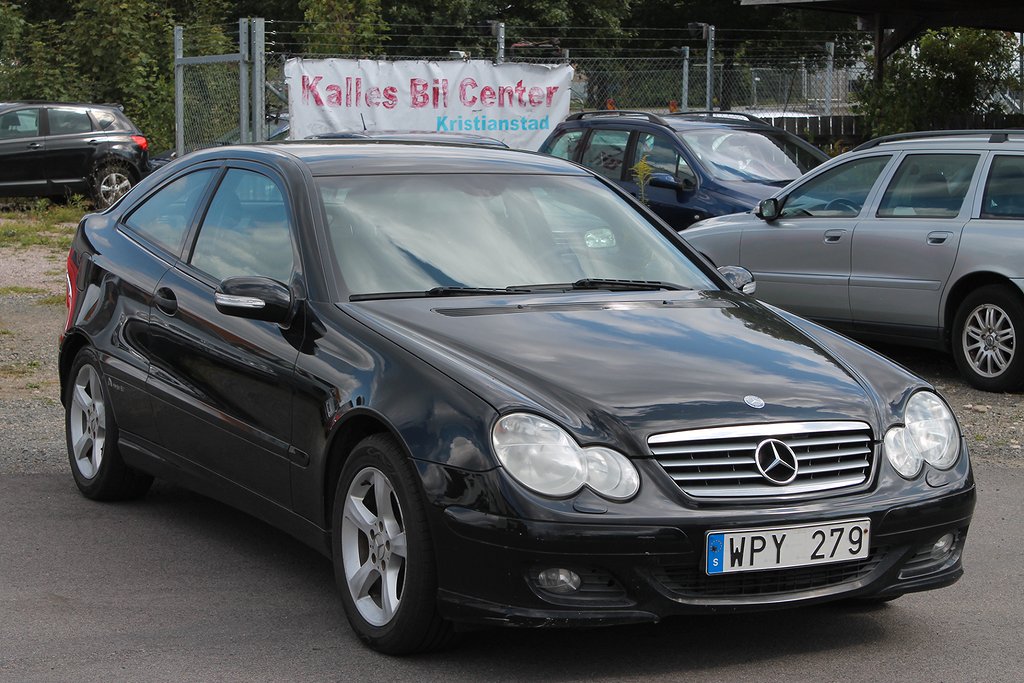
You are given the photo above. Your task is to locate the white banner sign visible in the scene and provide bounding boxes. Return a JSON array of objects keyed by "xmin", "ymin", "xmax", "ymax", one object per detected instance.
[{"xmin": 285, "ymin": 58, "xmax": 574, "ymax": 150}]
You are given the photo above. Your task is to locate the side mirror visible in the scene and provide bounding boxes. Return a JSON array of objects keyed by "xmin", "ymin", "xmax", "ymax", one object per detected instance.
[
  {"xmin": 757, "ymin": 197, "xmax": 780, "ymax": 222},
  {"xmin": 215, "ymin": 276, "xmax": 295, "ymax": 325},
  {"xmin": 717, "ymin": 265, "xmax": 757, "ymax": 295},
  {"xmin": 649, "ymin": 172, "xmax": 683, "ymax": 191}
]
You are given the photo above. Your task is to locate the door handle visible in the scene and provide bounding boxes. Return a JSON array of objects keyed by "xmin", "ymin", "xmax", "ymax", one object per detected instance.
[
  {"xmin": 154, "ymin": 287, "xmax": 178, "ymax": 316},
  {"xmin": 26, "ymin": 142, "xmax": 42, "ymax": 150},
  {"xmin": 927, "ymin": 231, "xmax": 953, "ymax": 245},
  {"xmin": 87, "ymin": 139, "xmax": 100, "ymax": 146},
  {"xmin": 823, "ymin": 229, "xmax": 847, "ymax": 243}
]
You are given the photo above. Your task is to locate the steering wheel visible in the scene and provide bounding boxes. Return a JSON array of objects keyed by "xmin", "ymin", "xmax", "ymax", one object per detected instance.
[{"xmin": 824, "ymin": 198, "xmax": 860, "ymax": 215}]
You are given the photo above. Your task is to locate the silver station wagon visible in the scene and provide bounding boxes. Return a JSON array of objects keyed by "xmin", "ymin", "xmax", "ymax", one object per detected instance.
[{"xmin": 684, "ymin": 130, "xmax": 1024, "ymax": 392}]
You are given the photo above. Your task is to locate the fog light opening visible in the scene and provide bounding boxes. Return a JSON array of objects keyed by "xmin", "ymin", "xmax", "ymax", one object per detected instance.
[
  {"xmin": 930, "ymin": 533, "xmax": 956, "ymax": 561},
  {"xmin": 536, "ymin": 568, "xmax": 582, "ymax": 594}
]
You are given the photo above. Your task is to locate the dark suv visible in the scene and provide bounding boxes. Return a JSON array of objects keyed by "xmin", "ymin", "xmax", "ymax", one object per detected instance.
[
  {"xmin": 0, "ymin": 101, "xmax": 150, "ymax": 208},
  {"xmin": 539, "ymin": 111, "xmax": 828, "ymax": 229}
]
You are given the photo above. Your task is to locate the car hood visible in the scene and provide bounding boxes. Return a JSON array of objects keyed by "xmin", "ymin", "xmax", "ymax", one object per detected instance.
[
  {"xmin": 710, "ymin": 178, "xmax": 787, "ymax": 209},
  {"xmin": 686, "ymin": 209, "xmax": 762, "ymax": 234},
  {"xmin": 342, "ymin": 291, "xmax": 895, "ymax": 451}
]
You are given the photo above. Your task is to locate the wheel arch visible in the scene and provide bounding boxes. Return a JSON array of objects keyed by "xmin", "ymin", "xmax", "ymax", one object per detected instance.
[
  {"xmin": 92, "ymin": 154, "xmax": 142, "ymax": 182},
  {"xmin": 942, "ymin": 271, "xmax": 1022, "ymax": 349},
  {"xmin": 58, "ymin": 332, "xmax": 90, "ymax": 406},
  {"xmin": 322, "ymin": 410, "xmax": 407, "ymax": 530}
]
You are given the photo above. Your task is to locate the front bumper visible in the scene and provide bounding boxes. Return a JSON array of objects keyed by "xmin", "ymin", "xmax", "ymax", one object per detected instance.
[{"xmin": 424, "ymin": 461, "xmax": 976, "ymax": 628}]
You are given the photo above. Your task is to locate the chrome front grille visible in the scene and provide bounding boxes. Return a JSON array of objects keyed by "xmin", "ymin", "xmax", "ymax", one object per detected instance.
[{"xmin": 649, "ymin": 421, "xmax": 874, "ymax": 498}]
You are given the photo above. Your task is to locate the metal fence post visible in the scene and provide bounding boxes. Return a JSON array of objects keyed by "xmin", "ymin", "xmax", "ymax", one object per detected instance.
[
  {"xmin": 706, "ymin": 25, "xmax": 715, "ymax": 110},
  {"xmin": 801, "ymin": 57, "xmax": 807, "ymax": 102},
  {"xmin": 239, "ymin": 18, "xmax": 250, "ymax": 144},
  {"xmin": 252, "ymin": 18, "xmax": 266, "ymax": 142},
  {"xmin": 681, "ymin": 46, "xmax": 690, "ymax": 112},
  {"xmin": 825, "ymin": 41, "xmax": 835, "ymax": 116},
  {"xmin": 496, "ymin": 22, "xmax": 506, "ymax": 64},
  {"xmin": 174, "ymin": 26, "xmax": 184, "ymax": 157}
]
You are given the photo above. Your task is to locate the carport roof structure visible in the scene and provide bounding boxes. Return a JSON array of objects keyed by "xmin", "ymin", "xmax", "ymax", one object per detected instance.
[{"xmin": 741, "ymin": 0, "xmax": 1024, "ymax": 80}]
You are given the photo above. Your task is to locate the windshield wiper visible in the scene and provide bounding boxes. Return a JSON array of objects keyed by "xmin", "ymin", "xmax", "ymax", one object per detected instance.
[
  {"xmin": 568, "ymin": 278, "xmax": 689, "ymax": 292},
  {"xmin": 350, "ymin": 285, "xmax": 531, "ymax": 301},
  {"xmin": 349, "ymin": 280, "xmax": 687, "ymax": 301},
  {"xmin": 426, "ymin": 285, "xmax": 534, "ymax": 296}
]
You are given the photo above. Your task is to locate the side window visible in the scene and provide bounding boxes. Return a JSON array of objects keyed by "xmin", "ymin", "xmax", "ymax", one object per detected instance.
[
  {"xmin": 0, "ymin": 109, "xmax": 40, "ymax": 139},
  {"xmin": 635, "ymin": 133, "xmax": 696, "ymax": 184},
  {"xmin": 93, "ymin": 111, "xmax": 118, "ymax": 131},
  {"xmin": 545, "ymin": 129, "xmax": 584, "ymax": 160},
  {"xmin": 190, "ymin": 169, "xmax": 294, "ymax": 283},
  {"xmin": 124, "ymin": 169, "xmax": 215, "ymax": 254},
  {"xmin": 48, "ymin": 108, "xmax": 93, "ymax": 135},
  {"xmin": 877, "ymin": 154, "xmax": 979, "ymax": 218},
  {"xmin": 981, "ymin": 155, "xmax": 1024, "ymax": 219},
  {"xmin": 579, "ymin": 129, "xmax": 630, "ymax": 180},
  {"xmin": 781, "ymin": 155, "xmax": 892, "ymax": 218}
]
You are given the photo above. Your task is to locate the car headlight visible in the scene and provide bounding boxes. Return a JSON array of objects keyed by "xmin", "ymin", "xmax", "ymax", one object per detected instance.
[
  {"xmin": 491, "ymin": 413, "xmax": 640, "ymax": 500},
  {"xmin": 884, "ymin": 391, "xmax": 960, "ymax": 478}
]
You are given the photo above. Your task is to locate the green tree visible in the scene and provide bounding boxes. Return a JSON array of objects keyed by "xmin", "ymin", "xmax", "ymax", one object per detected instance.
[
  {"xmin": 855, "ymin": 28, "xmax": 1018, "ymax": 135},
  {"xmin": 299, "ymin": 0, "xmax": 386, "ymax": 56}
]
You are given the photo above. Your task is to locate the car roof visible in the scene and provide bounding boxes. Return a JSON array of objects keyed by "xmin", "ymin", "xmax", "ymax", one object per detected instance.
[
  {"xmin": 184, "ymin": 141, "xmax": 592, "ymax": 176},
  {"xmin": 0, "ymin": 101, "xmax": 124, "ymax": 111},
  {"xmin": 852, "ymin": 130, "xmax": 1024, "ymax": 152},
  {"xmin": 560, "ymin": 110, "xmax": 785, "ymax": 132},
  {"xmin": 309, "ymin": 131, "xmax": 509, "ymax": 147}
]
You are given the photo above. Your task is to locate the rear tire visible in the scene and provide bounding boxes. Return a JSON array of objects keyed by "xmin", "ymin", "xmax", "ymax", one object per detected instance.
[
  {"xmin": 64, "ymin": 348, "xmax": 153, "ymax": 500},
  {"xmin": 331, "ymin": 434, "xmax": 456, "ymax": 654},
  {"xmin": 92, "ymin": 161, "xmax": 134, "ymax": 209},
  {"xmin": 952, "ymin": 285, "xmax": 1024, "ymax": 392}
]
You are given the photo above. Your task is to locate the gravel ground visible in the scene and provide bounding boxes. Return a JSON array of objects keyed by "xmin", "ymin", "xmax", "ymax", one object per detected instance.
[{"xmin": 1, "ymin": 245, "xmax": 1021, "ymax": 475}]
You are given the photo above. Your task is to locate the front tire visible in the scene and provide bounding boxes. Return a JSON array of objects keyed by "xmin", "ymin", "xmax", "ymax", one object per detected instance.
[
  {"xmin": 331, "ymin": 434, "xmax": 455, "ymax": 654},
  {"xmin": 952, "ymin": 285, "xmax": 1024, "ymax": 392},
  {"xmin": 65, "ymin": 348, "xmax": 153, "ymax": 500}
]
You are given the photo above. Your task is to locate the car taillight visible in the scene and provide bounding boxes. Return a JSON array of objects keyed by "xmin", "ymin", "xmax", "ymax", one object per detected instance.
[
  {"xmin": 131, "ymin": 134, "xmax": 148, "ymax": 152},
  {"xmin": 63, "ymin": 248, "xmax": 79, "ymax": 341}
]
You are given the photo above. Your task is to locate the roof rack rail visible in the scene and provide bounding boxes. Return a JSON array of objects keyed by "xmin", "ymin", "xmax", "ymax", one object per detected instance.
[
  {"xmin": 853, "ymin": 129, "xmax": 1024, "ymax": 151},
  {"xmin": 565, "ymin": 110, "xmax": 670, "ymax": 125},
  {"xmin": 669, "ymin": 110, "xmax": 768, "ymax": 124}
]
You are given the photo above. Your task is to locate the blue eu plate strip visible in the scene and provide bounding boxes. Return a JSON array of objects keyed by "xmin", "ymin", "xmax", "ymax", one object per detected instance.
[{"xmin": 707, "ymin": 533, "xmax": 724, "ymax": 574}]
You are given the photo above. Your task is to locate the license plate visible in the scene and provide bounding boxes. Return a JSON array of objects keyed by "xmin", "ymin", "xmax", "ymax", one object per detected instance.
[{"xmin": 706, "ymin": 518, "xmax": 870, "ymax": 575}]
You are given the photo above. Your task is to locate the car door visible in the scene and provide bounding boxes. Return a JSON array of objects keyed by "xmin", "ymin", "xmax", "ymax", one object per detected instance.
[
  {"xmin": 623, "ymin": 130, "xmax": 702, "ymax": 228},
  {"xmin": 740, "ymin": 154, "xmax": 894, "ymax": 324},
  {"xmin": 0, "ymin": 107, "xmax": 46, "ymax": 196},
  {"xmin": 43, "ymin": 106, "xmax": 97, "ymax": 192},
  {"xmin": 106, "ymin": 165, "xmax": 220, "ymax": 442},
  {"xmin": 850, "ymin": 152, "xmax": 981, "ymax": 334},
  {"xmin": 577, "ymin": 127, "xmax": 632, "ymax": 182},
  {"xmin": 146, "ymin": 165, "xmax": 301, "ymax": 506}
]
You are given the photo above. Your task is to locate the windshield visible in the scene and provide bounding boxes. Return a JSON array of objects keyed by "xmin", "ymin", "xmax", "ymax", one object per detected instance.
[
  {"xmin": 317, "ymin": 174, "xmax": 716, "ymax": 298},
  {"xmin": 680, "ymin": 129, "xmax": 821, "ymax": 183}
]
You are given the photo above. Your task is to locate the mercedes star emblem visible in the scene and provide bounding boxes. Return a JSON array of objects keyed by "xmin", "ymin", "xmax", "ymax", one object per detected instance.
[
  {"xmin": 744, "ymin": 395, "xmax": 766, "ymax": 409},
  {"xmin": 754, "ymin": 438, "xmax": 799, "ymax": 485}
]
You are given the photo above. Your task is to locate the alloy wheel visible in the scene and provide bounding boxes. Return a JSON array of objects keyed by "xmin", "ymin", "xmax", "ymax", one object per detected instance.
[
  {"xmin": 341, "ymin": 466, "xmax": 408, "ymax": 627},
  {"xmin": 962, "ymin": 302, "xmax": 1016, "ymax": 378},
  {"xmin": 68, "ymin": 364, "xmax": 106, "ymax": 479},
  {"xmin": 99, "ymin": 171, "xmax": 131, "ymax": 205}
]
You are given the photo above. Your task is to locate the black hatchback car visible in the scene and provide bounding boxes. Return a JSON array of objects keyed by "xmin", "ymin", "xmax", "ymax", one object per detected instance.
[
  {"xmin": 0, "ymin": 101, "xmax": 149, "ymax": 208},
  {"xmin": 539, "ymin": 111, "xmax": 828, "ymax": 229},
  {"xmin": 61, "ymin": 141, "xmax": 974, "ymax": 654}
]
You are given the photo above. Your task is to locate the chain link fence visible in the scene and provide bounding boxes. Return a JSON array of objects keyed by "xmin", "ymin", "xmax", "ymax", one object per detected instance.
[
  {"xmin": 562, "ymin": 57, "xmax": 867, "ymax": 116},
  {"xmin": 180, "ymin": 61, "xmax": 244, "ymax": 153},
  {"xmin": 177, "ymin": 20, "xmax": 872, "ymax": 151}
]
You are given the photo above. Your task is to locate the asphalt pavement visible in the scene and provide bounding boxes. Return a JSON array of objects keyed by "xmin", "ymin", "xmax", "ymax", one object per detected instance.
[{"xmin": 1, "ymin": 464, "xmax": 1021, "ymax": 682}]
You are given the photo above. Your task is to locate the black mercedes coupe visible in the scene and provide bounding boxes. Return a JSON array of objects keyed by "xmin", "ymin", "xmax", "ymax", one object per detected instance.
[{"xmin": 60, "ymin": 141, "xmax": 975, "ymax": 654}]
